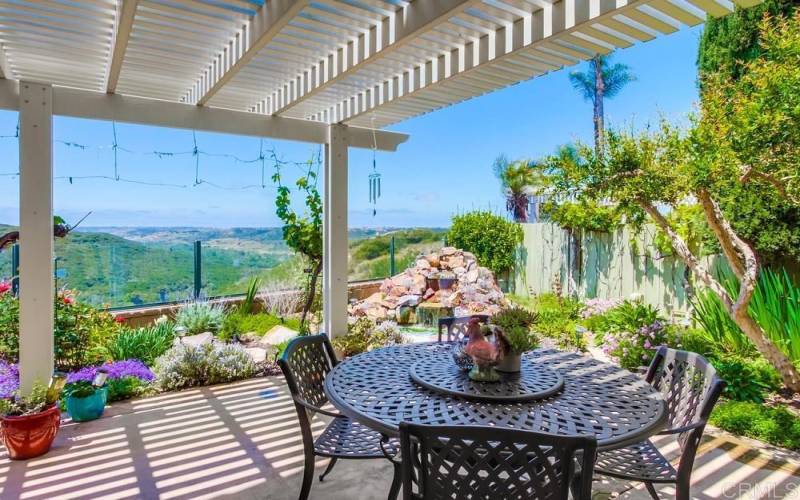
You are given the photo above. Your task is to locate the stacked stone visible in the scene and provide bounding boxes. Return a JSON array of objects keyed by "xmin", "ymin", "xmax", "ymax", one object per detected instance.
[{"xmin": 348, "ymin": 247, "xmax": 506, "ymax": 323}]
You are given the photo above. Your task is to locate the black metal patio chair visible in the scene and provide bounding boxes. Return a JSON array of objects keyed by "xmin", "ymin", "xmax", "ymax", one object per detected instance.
[
  {"xmin": 278, "ymin": 334, "xmax": 401, "ymax": 500},
  {"xmin": 437, "ymin": 315, "xmax": 489, "ymax": 342},
  {"xmin": 399, "ymin": 423, "xmax": 597, "ymax": 500},
  {"xmin": 592, "ymin": 346, "xmax": 725, "ymax": 500}
]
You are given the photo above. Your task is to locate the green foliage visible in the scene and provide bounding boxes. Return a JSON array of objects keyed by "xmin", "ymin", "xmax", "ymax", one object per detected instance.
[
  {"xmin": 331, "ymin": 318, "xmax": 405, "ymax": 357},
  {"xmin": 698, "ymin": 0, "xmax": 797, "ymax": 83},
  {"xmin": 693, "ymin": 267, "xmax": 800, "ymax": 363},
  {"xmin": 698, "ymin": 10, "xmax": 800, "ymax": 263},
  {"xmin": 710, "ymin": 401, "xmax": 800, "ymax": 451},
  {"xmin": 175, "ymin": 301, "xmax": 226, "ymax": 335},
  {"xmin": 568, "ymin": 55, "xmax": 636, "ymax": 103},
  {"xmin": 0, "ymin": 290, "xmax": 121, "ymax": 369},
  {"xmin": 653, "ymin": 204, "xmax": 719, "ymax": 257},
  {"xmin": 692, "ymin": 288, "xmax": 756, "ymax": 358},
  {"xmin": 106, "ymin": 322, "xmax": 176, "ymax": 366},
  {"xmin": 712, "ymin": 356, "xmax": 782, "ymax": 402},
  {"xmin": 106, "ymin": 377, "xmax": 151, "ymax": 402},
  {"xmin": 219, "ymin": 311, "xmax": 300, "ymax": 342},
  {"xmin": 491, "ymin": 306, "xmax": 539, "ymax": 354},
  {"xmin": 0, "ymin": 381, "xmax": 49, "ymax": 417},
  {"xmin": 447, "ymin": 211, "xmax": 523, "ymax": 275},
  {"xmin": 350, "ymin": 229, "xmax": 444, "ymax": 262},
  {"xmin": 493, "ymin": 155, "xmax": 541, "ymax": 222},
  {"xmin": 61, "ymin": 381, "xmax": 98, "ymax": 399},
  {"xmin": 272, "ymin": 155, "xmax": 323, "ymax": 331},
  {"xmin": 596, "ymin": 302, "xmax": 675, "ymax": 371},
  {"xmin": 520, "ymin": 293, "xmax": 586, "ymax": 351},
  {"xmin": 154, "ymin": 342, "xmax": 257, "ymax": 391},
  {"xmin": 541, "ymin": 199, "xmax": 622, "ymax": 233},
  {"xmin": 241, "ymin": 277, "xmax": 261, "ymax": 315}
]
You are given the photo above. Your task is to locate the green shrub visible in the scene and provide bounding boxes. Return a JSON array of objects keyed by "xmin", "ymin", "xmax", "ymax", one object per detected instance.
[
  {"xmin": 106, "ymin": 322, "xmax": 176, "ymax": 366},
  {"xmin": 526, "ymin": 294, "xmax": 586, "ymax": 351},
  {"xmin": 711, "ymin": 356, "xmax": 782, "ymax": 402},
  {"xmin": 219, "ymin": 312, "xmax": 300, "ymax": 341},
  {"xmin": 447, "ymin": 211, "xmax": 523, "ymax": 275},
  {"xmin": 153, "ymin": 342, "xmax": 257, "ymax": 391},
  {"xmin": 710, "ymin": 401, "xmax": 800, "ymax": 451},
  {"xmin": 0, "ymin": 289, "xmax": 121, "ymax": 370},
  {"xmin": 175, "ymin": 301, "xmax": 226, "ymax": 334},
  {"xmin": 332, "ymin": 318, "xmax": 405, "ymax": 357},
  {"xmin": 692, "ymin": 288, "xmax": 756, "ymax": 357}
]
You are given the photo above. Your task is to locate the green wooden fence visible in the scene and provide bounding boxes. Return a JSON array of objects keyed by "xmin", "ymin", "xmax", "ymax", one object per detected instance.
[{"xmin": 514, "ymin": 223, "xmax": 720, "ymax": 317}]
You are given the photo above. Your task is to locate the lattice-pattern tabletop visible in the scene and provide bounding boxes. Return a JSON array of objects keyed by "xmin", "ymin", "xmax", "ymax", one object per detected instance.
[
  {"xmin": 409, "ymin": 353, "xmax": 564, "ymax": 402},
  {"xmin": 324, "ymin": 343, "xmax": 667, "ymax": 450}
]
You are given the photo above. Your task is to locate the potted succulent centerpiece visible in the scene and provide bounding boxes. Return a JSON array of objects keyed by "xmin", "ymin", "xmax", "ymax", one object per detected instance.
[
  {"xmin": 491, "ymin": 307, "xmax": 539, "ymax": 373},
  {"xmin": 0, "ymin": 375, "xmax": 66, "ymax": 460},
  {"xmin": 63, "ymin": 369, "xmax": 109, "ymax": 422}
]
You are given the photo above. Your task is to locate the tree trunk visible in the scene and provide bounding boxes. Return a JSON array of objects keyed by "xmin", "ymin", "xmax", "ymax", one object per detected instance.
[
  {"xmin": 593, "ymin": 56, "xmax": 605, "ymax": 155},
  {"xmin": 512, "ymin": 193, "xmax": 529, "ymax": 222},
  {"xmin": 300, "ymin": 260, "xmax": 323, "ymax": 334},
  {"xmin": 640, "ymin": 199, "xmax": 800, "ymax": 393}
]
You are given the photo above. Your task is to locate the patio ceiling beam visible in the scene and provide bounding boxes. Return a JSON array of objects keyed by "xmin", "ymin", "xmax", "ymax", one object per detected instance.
[
  {"xmin": 184, "ymin": 0, "xmax": 309, "ymax": 106},
  {"xmin": 0, "ymin": 79, "xmax": 408, "ymax": 151},
  {"xmin": 324, "ymin": 0, "xmax": 741, "ymax": 127},
  {"xmin": 105, "ymin": 0, "xmax": 139, "ymax": 94},
  {"xmin": 265, "ymin": 0, "xmax": 479, "ymax": 117}
]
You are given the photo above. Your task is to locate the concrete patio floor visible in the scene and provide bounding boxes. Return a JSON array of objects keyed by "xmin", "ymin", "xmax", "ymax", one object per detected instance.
[{"xmin": 0, "ymin": 376, "xmax": 798, "ymax": 500}]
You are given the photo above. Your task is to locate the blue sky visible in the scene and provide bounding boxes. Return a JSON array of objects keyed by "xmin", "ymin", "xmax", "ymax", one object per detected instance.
[{"xmin": 0, "ymin": 25, "xmax": 703, "ymax": 229}]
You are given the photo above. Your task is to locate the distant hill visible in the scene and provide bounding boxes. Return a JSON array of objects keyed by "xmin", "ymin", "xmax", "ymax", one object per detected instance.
[{"xmin": 0, "ymin": 225, "xmax": 448, "ymax": 307}]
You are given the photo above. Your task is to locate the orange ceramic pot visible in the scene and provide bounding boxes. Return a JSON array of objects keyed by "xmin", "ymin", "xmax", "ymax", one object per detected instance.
[{"xmin": 1, "ymin": 405, "xmax": 61, "ymax": 460}]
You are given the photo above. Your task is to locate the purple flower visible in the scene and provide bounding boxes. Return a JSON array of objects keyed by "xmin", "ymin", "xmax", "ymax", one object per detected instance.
[
  {"xmin": 0, "ymin": 360, "xmax": 19, "ymax": 398},
  {"xmin": 67, "ymin": 360, "xmax": 154, "ymax": 384},
  {"xmin": 643, "ymin": 340, "xmax": 651, "ymax": 349}
]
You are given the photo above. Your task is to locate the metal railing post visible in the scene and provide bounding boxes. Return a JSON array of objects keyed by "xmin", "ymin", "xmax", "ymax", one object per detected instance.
[
  {"xmin": 389, "ymin": 236, "xmax": 396, "ymax": 276},
  {"xmin": 11, "ymin": 243, "xmax": 19, "ymax": 296},
  {"xmin": 193, "ymin": 240, "xmax": 202, "ymax": 300}
]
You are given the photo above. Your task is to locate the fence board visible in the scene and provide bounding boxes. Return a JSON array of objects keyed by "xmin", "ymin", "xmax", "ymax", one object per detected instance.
[{"xmin": 514, "ymin": 223, "xmax": 718, "ymax": 317}]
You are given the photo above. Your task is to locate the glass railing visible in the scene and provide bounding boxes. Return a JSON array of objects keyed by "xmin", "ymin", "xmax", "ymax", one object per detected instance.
[{"xmin": 4, "ymin": 231, "xmax": 443, "ymax": 310}]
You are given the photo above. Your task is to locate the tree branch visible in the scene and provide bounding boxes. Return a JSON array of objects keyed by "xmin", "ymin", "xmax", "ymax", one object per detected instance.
[
  {"xmin": 696, "ymin": 189, "xmax": 746, "ymax": 280},
  {"xmin": 740, "ymin": 165, "xmax": 800, "ymax": 205},
  {"xmin": 637, "ymin": 199, "xmax": 734, "ymax": 307}
]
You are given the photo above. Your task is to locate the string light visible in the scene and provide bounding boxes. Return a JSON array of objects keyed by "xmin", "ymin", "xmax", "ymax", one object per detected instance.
[{"xmin": 0, "ymin": 121, "xmax": 321, "ymax": 192}]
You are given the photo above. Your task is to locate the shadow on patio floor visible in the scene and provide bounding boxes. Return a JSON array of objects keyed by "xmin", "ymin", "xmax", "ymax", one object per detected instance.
[{"xmin": 0, "ymin": 377, "xmax": 798, "ymax": 499}]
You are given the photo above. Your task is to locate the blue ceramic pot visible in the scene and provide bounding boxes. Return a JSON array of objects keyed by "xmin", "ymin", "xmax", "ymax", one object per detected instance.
[{"xmin": 66, "ymin": 386, "xmax": 108, "ymax": 422}]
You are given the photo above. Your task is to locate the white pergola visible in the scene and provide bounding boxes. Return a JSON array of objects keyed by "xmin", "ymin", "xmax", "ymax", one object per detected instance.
[{"xmin": 0, "ymin": 0, "xmax": 759, "ymax": 391}]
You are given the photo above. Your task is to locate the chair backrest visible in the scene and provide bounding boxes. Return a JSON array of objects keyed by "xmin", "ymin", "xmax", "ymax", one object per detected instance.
[
  {"xmin": 278, "ymin": 334, "xmax": 337, "ymax": 413},
  {"xmin": 437, "ymin": 315, "xmax": 489, "ymax": 342},
  {"xmin": 645, "ymin": 346, "xmax": 725, "ymax": 478},
  {"xmin": 400, "ymin": 423, "xmax": 597, "ymax": 500}
]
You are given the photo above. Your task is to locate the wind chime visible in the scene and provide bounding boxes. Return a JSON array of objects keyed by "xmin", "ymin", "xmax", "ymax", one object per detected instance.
[{"xmin": 368, "ymin": 119, "xmax": 381, "ymax": 216}]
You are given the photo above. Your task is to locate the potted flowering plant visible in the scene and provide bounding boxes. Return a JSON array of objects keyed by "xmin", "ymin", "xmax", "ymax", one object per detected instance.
[
  {"xmin": 0, "ymin": 375, "xmax": 66, "ymax": 460},
  {"xmin": 491, "ymin": 306, "xmax": 539, "ymax": 372},
  {"xmin": 63, "ymin": 369, "xmax": 108, "ymax": 422}
]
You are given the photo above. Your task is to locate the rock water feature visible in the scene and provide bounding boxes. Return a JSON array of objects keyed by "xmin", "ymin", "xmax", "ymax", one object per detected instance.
[{"xmin": 348, "ymin": 247, "xmax": 507, "ymax": 325}]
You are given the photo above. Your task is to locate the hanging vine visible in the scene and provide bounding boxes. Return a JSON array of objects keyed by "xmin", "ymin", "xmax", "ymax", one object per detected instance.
[{"xmin": 271, "ymin": 149, "xmax": 323, "ymax": 333}]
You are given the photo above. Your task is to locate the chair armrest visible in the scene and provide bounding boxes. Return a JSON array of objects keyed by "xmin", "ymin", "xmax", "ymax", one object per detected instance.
[
  {"xmin": 657, "ymin": 421, "xmax": 706, "ymax": 435},
  {"xmin": 293, "ymin": 396, "xmax": 342, "ymax": 418}
]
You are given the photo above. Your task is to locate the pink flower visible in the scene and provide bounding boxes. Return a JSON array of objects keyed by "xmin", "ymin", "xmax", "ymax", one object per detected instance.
[
  {"xmin": 63, "ymin": 296, "xmax": 73, "ymax": 304},
  {"xmin": 0, "ymin": 281, "xmax": 10, "ymax": 295},
  {"xmin": 643, "ymin": 340, "xmax": 651, "ymax": 349}
]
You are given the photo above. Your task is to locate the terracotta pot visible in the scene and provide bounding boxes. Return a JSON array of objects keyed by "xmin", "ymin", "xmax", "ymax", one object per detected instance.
[{"xmin": 1, "ymin": 405, "xmax": 61, "ymax": 460}]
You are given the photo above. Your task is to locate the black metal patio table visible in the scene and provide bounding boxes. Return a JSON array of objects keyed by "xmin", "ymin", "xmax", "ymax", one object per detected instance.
[{"xmin": 324, "ymin": 342, "xmax": 667, "ymax": 451}]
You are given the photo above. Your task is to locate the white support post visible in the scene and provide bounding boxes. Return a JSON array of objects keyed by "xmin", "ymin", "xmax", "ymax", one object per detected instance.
[
  {"xmin": 323, "ymin": 124, "xmax": 348, "ymax": 338},
  {"xmin": 18, "ymin": 81, "xmax": 54, "ymax": 393}
]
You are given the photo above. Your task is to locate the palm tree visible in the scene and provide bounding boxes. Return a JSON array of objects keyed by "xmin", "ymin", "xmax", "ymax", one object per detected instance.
[
  {"xmin": 493, "ymin": 155, "xmax": 539, "ymax": 222},
  {"xmin": 569, "ymin": 55, "xmax": 636, "ymax": 153}
]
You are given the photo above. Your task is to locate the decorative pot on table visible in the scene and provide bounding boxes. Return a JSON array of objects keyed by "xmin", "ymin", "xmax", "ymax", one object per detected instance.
[
  {"xmin": 65, "ymin": 386, "xmax": 108, "ymax": 423},
  {"xmin": 0, "ymin": 405, "xmax": 61, "ymax": 460},
  {"xmin": 496, "ymin": 353, "xmax": 522, "ymax": 373}
]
